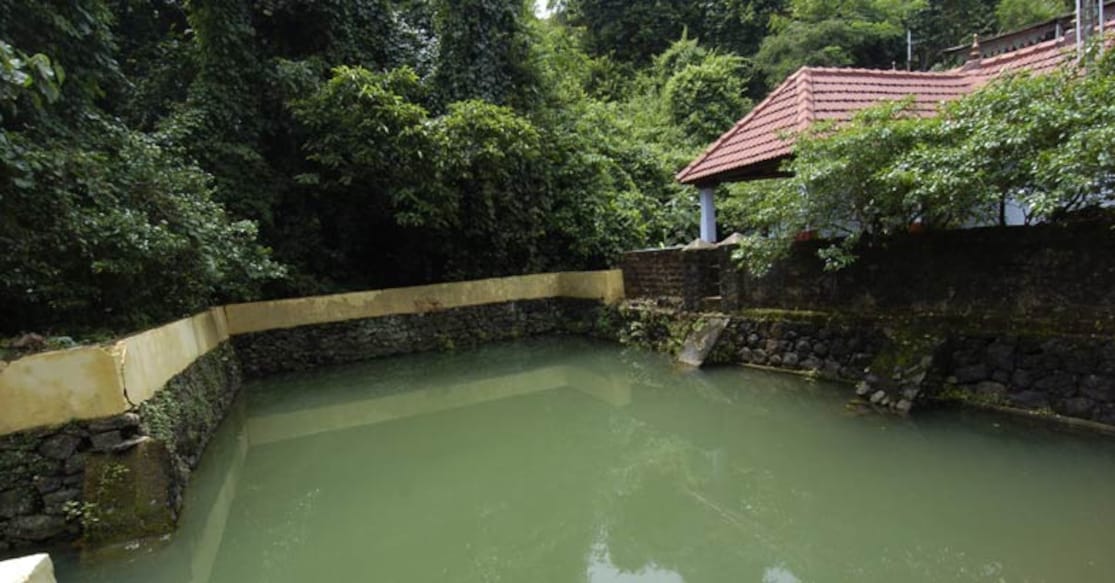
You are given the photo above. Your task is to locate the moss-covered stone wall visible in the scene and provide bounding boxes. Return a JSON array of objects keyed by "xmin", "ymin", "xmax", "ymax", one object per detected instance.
[
  {"xmin": 596, "ymin": 302, "xmax": 1115, "ymax": 431},
  {"xmin": 722, "ymin": 223, "xmax": 1115, "ymax": 324},
  {"xmin": 0, "ymin": 343, "xmax": 242, "ymax": 553},
  {"xmin": 233, "ymin": 298, "xmax": 603, "ymax": 378}
]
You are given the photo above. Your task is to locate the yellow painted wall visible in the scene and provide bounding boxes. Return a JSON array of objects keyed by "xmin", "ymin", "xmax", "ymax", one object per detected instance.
[
  {"xmin": 558, "ymin": 270, "xmax": 624, "ymax": 305},
  {"xmin": 1, "ymin": 271, "xmax": 624, "ymax": 434},
  {"xmin": 119, "ymin": 308, "xmax": 230, "ymax": 405},
  {"xmin": 0, "ymin": 346, "xmax": 128, "ymax": 435},
  {"xmin": 225, "ymin": 270, "xmax": 623, "ymax": 335},
  {"xmin": 0, "ymin": 308, "xmax": 229, "ymax": 434}
]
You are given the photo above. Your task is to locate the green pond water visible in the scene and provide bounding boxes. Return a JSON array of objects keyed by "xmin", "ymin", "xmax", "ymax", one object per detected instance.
[{"xmin": 56, "ymin": 337, "xmax": 1115, "ymax": 583}]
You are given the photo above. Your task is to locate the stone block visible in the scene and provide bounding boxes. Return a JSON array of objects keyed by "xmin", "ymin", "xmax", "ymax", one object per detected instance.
[
  {"xmin": 87, "ymin": 413, "xmax": 140, "ymax": 433},
  {"xmin": 1009, "ymin": 391, "xmax": 1050, "ymax": 410},
  {"xmin": 0, "ymin": 489, "xmax": 36, "ymax": 519},
  {"xmin": 974, "ymin": 381, "xmax": 1008, "ymax": 402},
  {"xmin": 31, "ymin": 477, "xmax": 60, "ymax": 496},
  {"xmin": 985, "ymin": 341, "xmax": 1016, "ymax": 371},
  {"xmin": 953, "ymin": 364, "xmax": 989, "ymax": 384},
  {"xmin": 6, "ymin": 515, "xmax": 66, "ymax": 542},
  {"xmin": 1056, "ymin": 397, "xmax": 1096, "ymax": 419},
  {"xmin": 90, "ymin": 431, "xmax": 124, "ymax": 452},
  {"xmin": 41, "ymin": 489, "xmax": 80, "ymax": 516},
  {"xmin": 63, "ymin": 453, "xmax": 84, "ymax": 475},
  {"xmin": 1080, "ymin": 375, "xmax": 1114, "ymax": 402},
  {"xmin": 1010, "ymin": 369, "xmax": 1033, "ymax": 389},
  {"xmin": 1097, "ymin": 405, "xmax": 1115, "ymax": 427},
  {"xmin": 36, "ymin": 435, "xmax": 80, "ymax": 461},
  {"xmin": 812, "ymin": 341, "xmax": 829, "ymax": 357},
  {"xmin": 82, "ymin": 438, "xmax": 175, "ymax": 545},
  {"xmin": 1032, "ymin": 372, "xmax": 1076, "ymax": 396}
]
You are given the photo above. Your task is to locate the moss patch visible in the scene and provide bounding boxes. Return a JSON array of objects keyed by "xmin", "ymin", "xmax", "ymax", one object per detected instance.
[{"xmin": 81, "ymin": 439, "xmax": 175, "ymax": 545}]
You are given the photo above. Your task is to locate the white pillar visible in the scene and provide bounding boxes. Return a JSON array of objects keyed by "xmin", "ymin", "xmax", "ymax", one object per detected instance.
[{"xmin": 699, "ymin": 186, "xmax": 717, "ymax": 243}]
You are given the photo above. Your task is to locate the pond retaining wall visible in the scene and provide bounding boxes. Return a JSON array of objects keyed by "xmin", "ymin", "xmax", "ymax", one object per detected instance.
[
  {"xmin": 0, "ymin": 271, "xmax": 624, "ymax": 553},
  {"xmin": 616, "ymin": 223, "xmax": 1115, "ymax": 426},
  {"xmin": 596, "ymin": 303, "xmax": 1115, "ymax": 431}
]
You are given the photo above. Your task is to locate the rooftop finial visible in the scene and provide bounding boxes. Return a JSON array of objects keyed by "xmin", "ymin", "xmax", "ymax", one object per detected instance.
[
  {"xmin": 960, "ymin": 34, "xmax": 983, "ymax": 70},
  {"xmin": 968, "ymin": 34, "xmax": 982, "ymax": 61}
]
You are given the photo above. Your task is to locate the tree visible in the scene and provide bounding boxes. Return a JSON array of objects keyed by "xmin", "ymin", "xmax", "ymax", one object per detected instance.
[
  {"xmin": 909, "ymin": 0, "xmax": 999, "ymax": 70},
  {"xmin": 0, "ymin": 1, "xmax": 283, "ymax": 333},
  {"xmin": 0, "ymin": 117, "xmax": 283, "ymax": 332},
  {"xmin": 291, "ymin": 66, "xmax": 442, "ymax": 286},
  {"xmin": 995, "ymin": 0, "xmax": 1070, "ymax": 32},
  {"xmin": 663, "ymin": 52, "xmax": 752, "ymax": 145},
  {"xmin": 755, "ymin": 0, "xmax": 926, "ymax": 88},
  {"xmin": 432, "ymin": 0, "xmax": 539, "ymax": 110}
]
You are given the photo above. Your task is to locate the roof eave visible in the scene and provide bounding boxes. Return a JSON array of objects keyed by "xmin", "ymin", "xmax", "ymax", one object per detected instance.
[{"xmin": 678, "ymin": 155, "xmax": 792, "ymax": 187}]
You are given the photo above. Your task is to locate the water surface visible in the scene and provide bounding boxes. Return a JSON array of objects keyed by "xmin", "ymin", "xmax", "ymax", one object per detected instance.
[{"xmin": 58, "ymin": 338, "xmax": 1115, "ymax": 582}]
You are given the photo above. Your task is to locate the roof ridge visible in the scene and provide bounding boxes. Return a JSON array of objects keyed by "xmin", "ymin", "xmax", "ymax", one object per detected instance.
[
  {"xmin": 795, "ymin": 69, "xmax": 814, "ymax": 131},
  {"xmin": 959, "ymin": 34, "xmax": 1069, "ymax": 72},
  {"xmin": 802, "ymin": 66, "xmax": 965, "ymax": 78},
  {"xmin": 676, "ymin": 69, "xmax": 806, "ymax": 183}
]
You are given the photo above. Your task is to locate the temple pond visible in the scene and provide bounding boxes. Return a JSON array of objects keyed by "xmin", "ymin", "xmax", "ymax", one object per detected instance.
[{"xmin": 57, "ymin": 338, "xmax": 1115, "ymax": 582}]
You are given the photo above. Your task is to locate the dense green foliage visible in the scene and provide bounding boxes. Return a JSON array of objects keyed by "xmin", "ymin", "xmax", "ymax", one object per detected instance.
[
  {"xmin": 731, "ymin": 48, "xmax": 1115, "ymax": 274},
  {"xmin": 0, "ymin": 1, "xmax": 282, "ymax": 332},
  {"xmin": 0, "ymin": 0, "xmax": 1102, "ymax": 333},
  {"xmin": 996, "ymin": 0, "xmax": 1070, "ymax": 32}
]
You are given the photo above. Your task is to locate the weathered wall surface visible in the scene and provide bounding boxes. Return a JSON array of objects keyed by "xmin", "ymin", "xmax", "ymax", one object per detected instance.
[
  {"xmin": 724, "ymin": 223, "xmax": 1115, "ymax": 322},
  {"xmin": 225, "ymin": 271, "xmax": 622, "ymax": 335},
  {"xmin": 592, "ymin": 305, "xmax": 887, "ymax": 383},
  {"xmin": 0, "ymin": 345, "xmax": 241, "ymax": 553},
  {"xmin": 623, "ymin": 224, "xmax": 1115, "ymax": 326},
  {"xmin": 619, "ymin": 248, "xmax": 687, "ymax": 298},
  {"xmin": 598, "ymin": 303, "xmax": 1115, "ymax": 430},
  {"xmin": 0, "ymin": 309, "xmax": 230, "ymax": 435},
  {"xmin": 0, "ymin": 348, "xmax": 128, "ymax": 436},
  {"xmin": 620, "ymin": 247, "xmax": 722, "ymax": 312},
  {"xmin": 936, "ymin": 334, "xmax": 1115, "ymax": 426},
  {"xmin": 233, "ymin": 299, "xmax": 602, "ymax": 378},
  {"xmin": 1, "ymin": 271, "xmax": 621, "ymax": 435},
  {"xmin": 120, "ymin": 308, "xmax": 230, "ymax": 405}
]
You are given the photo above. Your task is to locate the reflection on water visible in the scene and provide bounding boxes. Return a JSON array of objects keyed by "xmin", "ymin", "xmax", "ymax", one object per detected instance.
[
  {"xmin": 588, "ymin": 541, "xmax": 683, "ymax": 583},
  {"xmin": 56, "ymin": 337, "xmax": 1115, "ymax": 582}
]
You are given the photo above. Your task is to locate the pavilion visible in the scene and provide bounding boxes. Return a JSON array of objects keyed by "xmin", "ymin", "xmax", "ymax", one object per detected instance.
[{"xmin": 678, "ymin": 7, "xmax": 1115, "ymax": 243}]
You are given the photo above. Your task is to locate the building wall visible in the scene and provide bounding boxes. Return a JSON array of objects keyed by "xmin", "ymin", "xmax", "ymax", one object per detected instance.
[
  {"xmin": 619, "ymin": 247, "xmax": 687, "ymax": 298},
  {"xmin": 620, "ymin": 247, "xmax": 721, "ymax": 309}
]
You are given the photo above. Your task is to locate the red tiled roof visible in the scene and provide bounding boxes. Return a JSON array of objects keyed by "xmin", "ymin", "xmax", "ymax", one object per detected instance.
[{"xmin": 676, "ymin": 30, "xmax": 1099, "ymax": 186}]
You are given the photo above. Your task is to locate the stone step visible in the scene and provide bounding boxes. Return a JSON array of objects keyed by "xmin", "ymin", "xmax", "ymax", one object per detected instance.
[{"xmin": 677, "ymin": 316, "xmax": 731, "ymax": 367}]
